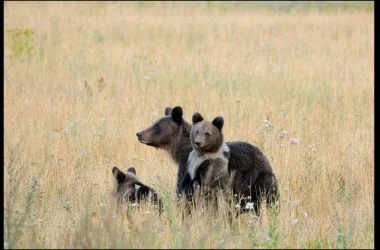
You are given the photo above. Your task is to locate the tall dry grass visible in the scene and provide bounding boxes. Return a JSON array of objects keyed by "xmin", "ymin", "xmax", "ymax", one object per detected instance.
[{"xmin": 4, "ymin": 1, "xmax": 373, "ymax": 249}]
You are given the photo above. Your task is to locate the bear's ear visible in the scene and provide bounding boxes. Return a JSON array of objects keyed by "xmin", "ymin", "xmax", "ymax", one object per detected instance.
[
  {"xmin": 212, "ymin": 116, "xmax": 224, "ymax": 130},
  {"xmin": 112, "ymin": 167, "xmax": 126, "ymax": 183},
  {"xmin": 112, "ymin": 167, "xmax": 119, "ymax": 176},
  {"xmin": 171, "ymin": 106, "xmax": 183, "ymax": 124},
  {"xmin": 192, "ymin": 112, "xmax": 204, "ymax": 124},
  {"xmin": 164, "ymin": 107, "xmax": 173, "ymax": 116},
  {"xmin": 127, "ymin": 167, "xmax": 136, "ymax": 176}
]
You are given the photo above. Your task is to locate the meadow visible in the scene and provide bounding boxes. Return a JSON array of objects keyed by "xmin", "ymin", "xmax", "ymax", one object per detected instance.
[{"xmin": 4, "ymin": 1, "xmax": 374, "ymax": 248}]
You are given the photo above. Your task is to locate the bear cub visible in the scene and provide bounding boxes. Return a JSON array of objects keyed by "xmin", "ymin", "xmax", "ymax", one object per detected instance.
[
  {"xmin": 112, "ymin": 167, "xmax": 163, "ymax": 214},
  {"xmin": 179, "ymin": 112, "xmax": 231, "ymax": 198}
]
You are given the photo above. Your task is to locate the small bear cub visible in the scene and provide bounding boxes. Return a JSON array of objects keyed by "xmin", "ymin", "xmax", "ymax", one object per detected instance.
[
  {"xmin": 179, "ymin": 112, "xmax": 231, "ymax": 197},
  {"xmin": 112, "ymin": 167, "xmax": 163, "ymax": 213}
]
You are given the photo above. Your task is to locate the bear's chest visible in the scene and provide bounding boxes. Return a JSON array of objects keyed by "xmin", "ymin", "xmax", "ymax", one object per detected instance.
[{"xmin": 187, "ymin": 143, "xmax": 230, "ymax": 180}]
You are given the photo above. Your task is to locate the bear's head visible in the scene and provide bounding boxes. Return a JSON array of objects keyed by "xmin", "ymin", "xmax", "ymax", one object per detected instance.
[
  {"xmin": 112, "ymin": 167, "xmax": 163, "ymax": 213},
  {"xmin": 136, "ymin": 106, "xmax": 186, "ymax": 148},
  {"xmin": 190, "ymin": 112, "xmax": 224, "ymax": 154},
  {"xmin": 112, "ymin": 166, "xmax": 139, "ymax": 203}
]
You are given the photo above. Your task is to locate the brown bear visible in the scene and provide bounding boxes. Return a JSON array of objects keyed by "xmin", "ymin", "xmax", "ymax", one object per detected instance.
[
  {"xmin": 112, "ymin": 166, "xmax": 163, "ymax": 214},
  {"xmin": 136, "ymin": 106, "xmax": 279, "ymax": 215},
  {"xmin": 179, "ymin": 112, "xmax": 231, "ymax": 199}
]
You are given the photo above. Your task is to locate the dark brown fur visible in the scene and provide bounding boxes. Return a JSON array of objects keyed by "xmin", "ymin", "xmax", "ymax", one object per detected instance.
[
  {"xmin": 190, "ymin": 112, "xmax": 224, "ymax": 154},
  {"xmin": 136, "ymin": 107, "xmax": 193, "ymax": 194},
  {"xmin": 112, "ymin": 167, "xmax": 163, "ymax": 214},
  {"xmin": 182, "ymin": 113, "xmax": 231, "ymax": 193},
  {"xmin": 136, "ymin": 106, "xmax": 279, "ymax": 215}
]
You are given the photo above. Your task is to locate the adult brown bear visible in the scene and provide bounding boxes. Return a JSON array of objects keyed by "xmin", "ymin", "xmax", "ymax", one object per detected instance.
[{"xmin": 136, "ymin": 106, "xmax": 279, "ymax": 215}]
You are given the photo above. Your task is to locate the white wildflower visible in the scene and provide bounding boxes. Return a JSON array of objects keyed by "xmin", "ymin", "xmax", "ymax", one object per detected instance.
[
  {"xmin": 292, "ymin": 218, "xmax": 299, "ymax": 225},
  {"xmin": 290, "ymin": 138, "xmax": 302, "ymax": 145},
  {"xmin": 302, "ymin": 211, "xmax": 308, "ymax": 218},
  {"xmin": 245, "ymin": 202, "xmax": 254, "ymax": 210},
  {"xmin": 261, "ymin": 119, "xmax": 272, "ymax": 127},
  {"xmin": 80, "ymin": 151, "xmax": 88, "ymax": 159},
  {"xmin": 280, "ymin": 130, "xmax": 289, "ymax": 138}
]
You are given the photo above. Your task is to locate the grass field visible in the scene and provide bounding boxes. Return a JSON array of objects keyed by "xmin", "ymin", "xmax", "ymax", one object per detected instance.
[{"xmin": 4, "ymin": 1, "xmax": 374, "ymax": 249}]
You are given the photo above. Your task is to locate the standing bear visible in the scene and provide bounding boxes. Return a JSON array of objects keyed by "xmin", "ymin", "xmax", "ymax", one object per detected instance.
[
  {"xmin": 179, "ymin": 112, "xmax": 231, "ymax": 200},
  {"xmin": 136, "ymin": 106, "xmax": 279, "ymax": 215}
]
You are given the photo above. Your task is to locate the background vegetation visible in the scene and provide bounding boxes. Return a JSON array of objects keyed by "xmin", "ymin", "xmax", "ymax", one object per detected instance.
[{"xmin": 4, "ymin": 1, "xmax": 373, "ymax": 248}]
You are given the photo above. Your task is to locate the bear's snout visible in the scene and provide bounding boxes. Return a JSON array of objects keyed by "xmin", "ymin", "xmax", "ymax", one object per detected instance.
[{"xmin": 136, "ymin": 131, "xmax": 151, "ymax": 144}]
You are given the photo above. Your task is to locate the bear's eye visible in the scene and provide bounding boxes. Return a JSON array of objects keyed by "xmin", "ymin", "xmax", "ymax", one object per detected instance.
[
  {"xmin": 153, "ymin": 124, "xmax": 160, "ymax": 132},
  {"xmin": 205, "ymin": 132, "xmax": 210, "ymax": 137},
  {"xmin": 196, "ymin": 130, "xmax": 199, "ymax": 135}
]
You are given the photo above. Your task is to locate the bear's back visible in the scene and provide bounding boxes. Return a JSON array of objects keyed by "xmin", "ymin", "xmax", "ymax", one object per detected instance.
[{"xmin": 226, "ymin": 141, "xmax": 272, "ymax": 173}]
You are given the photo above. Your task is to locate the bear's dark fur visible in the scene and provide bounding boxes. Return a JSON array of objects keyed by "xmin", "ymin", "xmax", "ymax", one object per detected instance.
[
  {"xmin": 112, "ymin": 167, "xmax": 163, "ymax": 214},
  {"xmin": 136, "ymin": 106, "xmax": 279, "ymax": 214},
  {"xmin": 136, "ymin": 107, "xmax": 193, "ymax": 193},
  {"xmin": 179, "ymin": 112, "xmax": 231, "ymax": 199}
]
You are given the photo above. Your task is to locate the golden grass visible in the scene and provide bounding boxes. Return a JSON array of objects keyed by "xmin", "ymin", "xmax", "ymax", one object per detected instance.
[{"xmin": 4, "ymin": 1, "xmax": 373, "ymax": 249}]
